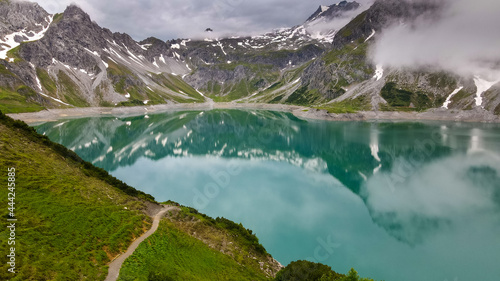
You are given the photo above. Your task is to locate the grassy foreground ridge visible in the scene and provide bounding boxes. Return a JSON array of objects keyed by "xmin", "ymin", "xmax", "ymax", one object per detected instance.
[
  {"xmin": 0, "ymin": 111, "xmax": 153, "ymax": 280},
  {"xmin": 118, "ymin": 205, "xmax": 282, "ymax": 280}
]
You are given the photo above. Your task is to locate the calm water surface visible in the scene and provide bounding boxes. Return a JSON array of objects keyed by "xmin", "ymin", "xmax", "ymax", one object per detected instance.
[{"xmin": 35, "ymin": 110, "xmax": 500, "ymax": 281}]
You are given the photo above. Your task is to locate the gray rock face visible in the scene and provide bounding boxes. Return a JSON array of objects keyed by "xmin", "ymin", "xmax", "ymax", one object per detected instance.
[
  {"xmin": 333, "ymin": 0, "xmax": 444, "ymax": 49},
  {"xmin": 0, "ymin": 0, "xmax": 49, "ymax": 36},
  {"xmin": 184, "ymin": 42, "xmax": 324, "ymax": 93},
  {"xmin": 21, "ymin": 5, "xmax": 111, "ymax": 69},
  {"xmin": 2, "ymin": 4, "xmax": 200, "ymax": 107}
]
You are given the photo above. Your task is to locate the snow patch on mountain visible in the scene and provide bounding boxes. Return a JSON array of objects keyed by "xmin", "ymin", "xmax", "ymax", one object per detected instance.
[
  {"xmin": 474, "ymin": 76, "xmax": 499, "ymax": 108},
  {"xmin": 373, "ymin": 65, "xmax": 384, "ymax": 81},
  {"xmin": 38, "ymin": 91, "xmax": 71, "ymax": 106},
  {"xmin": 365, "ymin": 29, "xmax": 376, "ymax": 42},
  {"xmin": 216, "ymin": 41, "xmax": 227, "ymax": 56},
  {"xmin": 0, "ymin": 15, "xmax": 53, "ymax": 60},
  {"xmin": 442, "ymin": 86, "xmax": 464, "ymax": 109}
]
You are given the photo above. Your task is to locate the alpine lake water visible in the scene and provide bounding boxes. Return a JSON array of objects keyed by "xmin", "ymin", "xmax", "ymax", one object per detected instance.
[{"xmin": 35, "ymin": 109, "xmax": 500, "ymax": 281}]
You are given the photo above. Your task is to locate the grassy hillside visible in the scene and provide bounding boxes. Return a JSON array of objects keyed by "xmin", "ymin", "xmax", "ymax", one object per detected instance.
[
  {"xmin": 0, "ymin": 64, "xmax": 46, "ymax": 114},
  {"xmin": 0, "ymin": 111, "xmax": 154, "ymax": 280},
  {"xmin": 118, "ymin": 206, "xmax": 281, "ymax": 281},
  {"xmin": 274, "ymin": 260, "xmax": 375, "ymax": 281}
]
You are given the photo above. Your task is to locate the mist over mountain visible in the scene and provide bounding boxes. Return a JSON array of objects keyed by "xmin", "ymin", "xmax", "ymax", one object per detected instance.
[{"xmin": 371, "ymin": 0, "xmax": 500, "ymax": 81}]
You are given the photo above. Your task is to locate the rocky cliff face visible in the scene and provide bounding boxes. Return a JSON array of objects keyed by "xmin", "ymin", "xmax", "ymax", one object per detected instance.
[
  {"xmin": 0, "ymin": 0, "xmax": 499, "ymax": 116},
  {"xmin": 1, "ymin": 3, "xmax": 204, "ymax": 110},
  {"xmin": 0, "ymin": 0, "xmax": 49, "ymax": 36}
]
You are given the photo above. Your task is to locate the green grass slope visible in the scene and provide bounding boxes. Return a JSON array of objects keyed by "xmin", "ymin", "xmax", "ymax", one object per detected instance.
[
  {"xmin": 0, "ymin": 111, "xmax": 154, "ymax": 280},
  {"xmin": 119, "ymin": 220, "xmax": 269, "ymax": 281},
  {"xmin": 118, "ymin": 206, "xmax": 281, "ymax": 281},
  {"xmin": 274, "ymin": 260, "xmax": 375, "ymax": 281},
  {"xmin": 0, "ymin": 64, "xmax": 45, "ymax": 114}
]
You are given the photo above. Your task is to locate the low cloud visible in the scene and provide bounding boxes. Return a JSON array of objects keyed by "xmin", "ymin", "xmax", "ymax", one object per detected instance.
[
  {"xmin": 371, "ymin": 0, "xmax": 500, "ymax": 80},
  {"xmin": 305, "ymin": 4, "xmax": 371, "ymax": 40}
]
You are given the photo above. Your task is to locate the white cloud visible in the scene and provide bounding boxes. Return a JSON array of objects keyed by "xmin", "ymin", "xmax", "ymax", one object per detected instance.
[
  {"xmin": 370, "ymin": 0, "xmax": 500, "ymax": 80},
  {"xmin": 363, "ymin": 151, "xmax": 500, "ymax": 221}
]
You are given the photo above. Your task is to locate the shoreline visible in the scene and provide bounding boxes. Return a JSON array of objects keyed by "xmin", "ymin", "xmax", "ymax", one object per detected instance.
[{"xmin": 7, "ymin": 102, "xmax": 500, "ymax": 124}]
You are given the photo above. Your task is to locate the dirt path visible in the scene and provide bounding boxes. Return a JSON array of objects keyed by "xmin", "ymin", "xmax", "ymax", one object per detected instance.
[{"xmin": 104, "ymin": 205, "xmax": 177, "ymax": 281}]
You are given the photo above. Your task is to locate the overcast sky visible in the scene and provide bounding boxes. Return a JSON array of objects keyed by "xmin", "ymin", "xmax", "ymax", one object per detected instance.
[
  {"xmin": 34, "ymin": 0, "xmax": 372, "ymax": 41},
  {"xmin": 32, "ymin": 0, "xmax": 500, "ymax": 80}
]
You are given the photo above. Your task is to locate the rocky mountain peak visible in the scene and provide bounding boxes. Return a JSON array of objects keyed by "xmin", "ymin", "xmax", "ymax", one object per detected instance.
[
  {"xmin": 331, "ymin": 0, "xmax": 443, "ymax": 48},
  {"xmin": 306, "ymin": 1, "xmax": 360, "ymax": 23},
  {"xmin": 0, "ymin": 0, "xmax": 49, "ymax": 36},
  {"xmin": 338, "ymin": 1, "xmax": 349, "ymax": 7},
  {"xmin": 62, "ymin": 4, "xmax": 92, "ymax": 24}
]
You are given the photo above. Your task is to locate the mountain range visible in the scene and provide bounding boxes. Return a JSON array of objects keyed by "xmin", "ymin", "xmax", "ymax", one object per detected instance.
[{"xmin": 1, "ymin": 0, "xmax": 499, "ymax": 116}]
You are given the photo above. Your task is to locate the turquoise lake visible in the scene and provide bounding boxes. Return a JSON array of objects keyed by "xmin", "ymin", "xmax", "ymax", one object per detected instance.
[{"xmin": 35, "ymin": 110, "xmax": 500, "ymax": 281}]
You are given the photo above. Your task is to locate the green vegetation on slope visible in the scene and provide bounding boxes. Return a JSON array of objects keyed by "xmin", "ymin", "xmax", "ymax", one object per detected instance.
[
  {"xmin": 495, "ymin": 103, "xmax": 500, "ymax": 115},
  {"xmin": 0, "ymin": 111, "xmax": 154, "ymax": 280},
  {"xmin": 210, "ymin": 78, "xmax": 269, "ymax": 102},
  {"xmin": 109, "ymin": 60, "xmax": 205, "ymax": 105},
  {"xmin": 321, "ymin": 41, "xmax": 373, "ymax": 99},
  {"xmin": 118, "ymin": 219, "xmax": 270, "ymax": 281},
  {"xmin": 0, "ymin": 86, "xmax": 45, "ymax": 113},
  {"xmin": 450, "ymin": 89, "xmax": 473, "ymax": 107},
  {"xmin": 316, "ymin": 95, "xmax": 371, "ymax": 114},
  {"xmin": 57, "ymin": 71, "xmax": 90, "ymax": 107},
  {"xmin": 285, "ymin": 85, "xmax": 325, "ymax": 106},
  {"xmin": 338, "ymin": 11, "xmax": 367, "ymax": 39},
  {"xmin": 323, "ymin": 42, "xmax": 369, "ymax": 67},
  {"xmin": 152, "ymin": 73, "xmax": 205, "ymax": 103},
  {"xmin": 203, "ymin": 63, "xmax": 280, "ymax": 102},
  {"xmin": 0, "ymin": 65, "xmax": 45, "ymax": 113},
  {"xmin": 106, "ymin": 60, "xmax": 146, "ymax": 103},
  {"xmin": 427, "ymin": 72, "xmax": 458, "ymax": 90},
  {"xmin": 274, "ymin": 260, "xmax": 375, "ymax": 281},
  {"xmin": 173, "ymin": 206, "xmax": 269, "ymax": 256},
  {"xmin": 52, "ymin": 13, "xmax": 64, "ymax": 24},
  {"xmin": 253, "ymin": 61, "xmax": 314, "ymax": 104},
  {"xmin": 36, "ymin": 67, "xmax": 57, "ymax": 93},
  {"xmin": 6, "ymin": 45, "xmax": 23, "ymax": 63},
  {"xmin": 381, "ymin": 82, "xmax": 431, "ymax": 111},
  {"xmin": 119, "ymin": 205, "xmax": 280, "ymax": 280}
]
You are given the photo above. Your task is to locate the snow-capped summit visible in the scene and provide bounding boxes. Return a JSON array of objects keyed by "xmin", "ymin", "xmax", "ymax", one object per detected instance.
[{"xmin": 306, "ymin": 1, "xmax": 360, "ymax": 23}]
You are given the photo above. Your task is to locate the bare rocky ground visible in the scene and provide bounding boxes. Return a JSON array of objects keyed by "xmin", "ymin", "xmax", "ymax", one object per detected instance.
[
  {"xmin": 7, "ymin": 103, "xmax": 500, "ymax": 124},
  {"xmin": 295, "ymin": 107, "xmax": 500, "ymax": 123}
]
